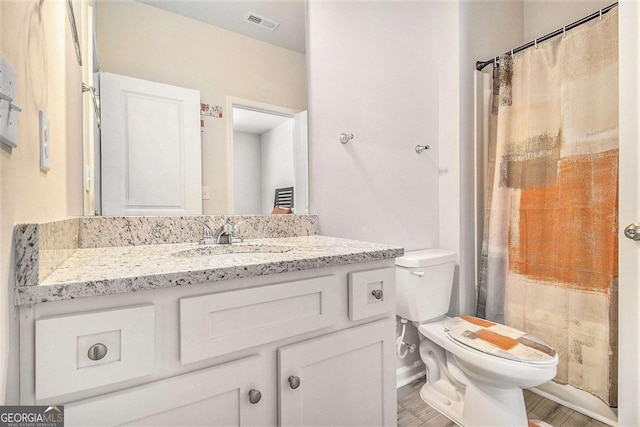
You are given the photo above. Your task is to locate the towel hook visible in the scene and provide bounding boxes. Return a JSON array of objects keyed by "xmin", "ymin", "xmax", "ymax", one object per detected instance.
[
  {"xmin": 339, "ymin": 133, "xmax": 354, "ymax": 144},
  {"xmin": 415, "ymin": 145, "xmax": 430, "ymax": 154}
]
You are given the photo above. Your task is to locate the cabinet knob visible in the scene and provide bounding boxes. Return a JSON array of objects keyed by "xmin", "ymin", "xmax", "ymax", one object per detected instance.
[
  {"xmin": 288, "ymin": 375, "xmax": 301, "ymax": 390},
  {"xmin": 371, "ymin": 289, "xmax": 383, "ymax": 300},
  {"xmin": 87, "ymin": 343, "xmax": 108, "ymax": 361},
  {"xmin": 248, "ymin": 389, "xmax": 262, "ymax": 404}
]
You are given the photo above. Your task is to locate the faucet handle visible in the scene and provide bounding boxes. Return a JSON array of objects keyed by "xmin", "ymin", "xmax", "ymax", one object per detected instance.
[{"xmin": 231, "ymin": 220, "xmax": 246, "ymax": 243}]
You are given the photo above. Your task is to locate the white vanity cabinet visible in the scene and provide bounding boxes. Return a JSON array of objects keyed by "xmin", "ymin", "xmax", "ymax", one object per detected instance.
[
  {"xmin": 278, "ymin": 318, "xmax": 396, "ymax": 427},
  {"xmin": 19, "ymin": 261, "xmax": 397, "ymax": 426},
  {"xmin": 66, "ymin": 355, "xmax": 269, "ymax": 426}
]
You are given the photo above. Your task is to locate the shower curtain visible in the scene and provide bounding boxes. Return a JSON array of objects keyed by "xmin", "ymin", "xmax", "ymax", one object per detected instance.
[{"xmin": 478, "ymin": 8, "xmax": 618, "ymax": 406}]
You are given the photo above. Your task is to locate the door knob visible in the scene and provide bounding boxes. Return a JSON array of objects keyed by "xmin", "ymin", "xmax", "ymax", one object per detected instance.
[
  {"xmin": 248, "ymin": 389, "xmax": 262, "ymax": 404},
  {"xmin": 371, "ymin": 289, "xmax": 383, "ymax": 300},
  {"xmin": 624, "ymin": 223, "xmax": 640, "ymax": 241},
  {"xmin": 288, "ymin": 375, "xmax": 301, "ymax": 390}
]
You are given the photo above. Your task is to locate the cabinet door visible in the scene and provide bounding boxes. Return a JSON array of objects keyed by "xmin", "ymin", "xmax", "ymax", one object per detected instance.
[
  {"xmin": 278, "ymin": 318, "xmax": 396, "ymax": 427},
  {"xmin": 65, "ymin": 355, "xmax": 271, "ymax": 426}
]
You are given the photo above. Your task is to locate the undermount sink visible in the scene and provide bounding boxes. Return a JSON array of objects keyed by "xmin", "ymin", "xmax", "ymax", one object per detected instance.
[{"xmin": 173, "ymin": 243, "xmax": 293, "ymax": 258}]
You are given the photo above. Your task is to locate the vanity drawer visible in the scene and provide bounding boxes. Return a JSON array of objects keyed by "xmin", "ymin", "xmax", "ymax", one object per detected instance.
[
  {"xmin": 348, "ymin": 268, "xmax": 395, "ymax": 321},
  {"xmin": 35, "ymin": 305, "xmax": 155, "ymax": 401},
  {"xmin": 180, "ymin": 275, "xmax": 340, "ymax": 365}
]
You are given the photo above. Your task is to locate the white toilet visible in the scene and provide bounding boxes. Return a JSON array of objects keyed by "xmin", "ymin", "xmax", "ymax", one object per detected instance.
[{"xmin": 396, "ymin": 249, "xmax": 559, "ymax": 427}]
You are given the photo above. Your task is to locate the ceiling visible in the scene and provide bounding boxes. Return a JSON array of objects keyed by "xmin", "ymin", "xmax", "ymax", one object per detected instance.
[
  {"xmin": 135, "ymin": 0, "xmax": 306, "ymax": 53},
  {"xmin": 232, "ymin": 108, "xmax": 292, "ymax": 134}
]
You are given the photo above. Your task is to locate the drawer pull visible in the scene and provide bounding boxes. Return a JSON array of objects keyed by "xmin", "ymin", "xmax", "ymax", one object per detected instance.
[
  {"xmin": 288, "ymin": 375, "xmax": 301, "ymax": 390},
  {"xmin": 371, "ymin": 289, "xmax": 383, "ymax": 300},
  {"xmin": 87, "ymin": 343, "xmax": 108, "ymax": 361},
  {"xmin": 248, "ymin": 389, "xmax": 262, "ymax": 404}
]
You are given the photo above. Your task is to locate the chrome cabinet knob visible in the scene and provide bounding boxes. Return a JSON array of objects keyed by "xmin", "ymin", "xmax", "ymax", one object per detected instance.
[
  {"xmin": 371, "ymin": 289, "xmax": 383, "ymax": 300},
  {"xmin": 624, "ymin": 223, "xmax": 640, "ymax": 241},
  {"xmin": 87, "ymin": 343, "xmax": 108, "ymax": 361},
  {"xmin": 248, "ymin": 389, "xmax": 262, "ymax": 404},
  {"xmin": 288, "ymin": 375, "xmax": 301, "ymax": 390}
]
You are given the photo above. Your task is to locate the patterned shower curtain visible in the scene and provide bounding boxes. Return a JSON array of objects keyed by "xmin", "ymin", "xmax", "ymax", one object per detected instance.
[{"xmin": 478, "ymin": 8, "xmax": 618, "ymax": 406}]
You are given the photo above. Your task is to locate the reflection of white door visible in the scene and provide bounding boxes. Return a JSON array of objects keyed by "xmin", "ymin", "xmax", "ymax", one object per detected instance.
[
  {"xmin": 618, "ymin": 2, "xmax": 639, "ymax": 425},
  {"xmin": 100, "ymin": 72, "xmax": 202, "ymax": 216}
]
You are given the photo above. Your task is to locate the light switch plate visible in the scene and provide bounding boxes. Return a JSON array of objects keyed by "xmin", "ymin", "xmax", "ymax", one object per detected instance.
[
  {"xmin": 39, "ymin": 111, "xmax": 50, "ymax": 170},
  {"xmin": 0, "ymin": 58, "xmax": 18, "ymax": 148}
]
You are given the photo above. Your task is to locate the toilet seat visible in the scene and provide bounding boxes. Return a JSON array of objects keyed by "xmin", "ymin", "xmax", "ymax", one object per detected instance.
[
  {"xmin": 444, "ymin": 316, "xmax": 556, "ymax": 365},
  {"xmin": 418, "ymin": 318, "xmax": 558, "ymax": 378}
]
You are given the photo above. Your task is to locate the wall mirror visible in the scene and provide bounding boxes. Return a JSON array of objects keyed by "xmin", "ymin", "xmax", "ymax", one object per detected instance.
[{"xmin": 82, "ymin": 0, "xmax": 308, "ymax": 216}]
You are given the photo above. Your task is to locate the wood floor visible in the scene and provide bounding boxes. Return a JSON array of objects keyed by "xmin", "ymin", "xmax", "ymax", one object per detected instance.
[{"xmin": 397, "ymin": 377, "xmax": 610, "ymax": 427}]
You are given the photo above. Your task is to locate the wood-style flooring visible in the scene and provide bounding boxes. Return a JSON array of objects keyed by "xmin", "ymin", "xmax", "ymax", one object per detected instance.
[{"xmin": 397, "ymin": 377, "xmax": 610, "ymax": 427}]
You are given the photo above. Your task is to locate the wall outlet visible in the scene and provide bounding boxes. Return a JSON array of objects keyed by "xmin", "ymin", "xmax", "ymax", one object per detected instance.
[{"xmin": 39, "ymin": 111, "xmax": 50, "ymax": 171}]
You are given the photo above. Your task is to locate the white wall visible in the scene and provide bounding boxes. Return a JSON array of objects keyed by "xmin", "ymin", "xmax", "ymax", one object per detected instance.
[
  {"xmin": 261, "ymin": 120, "xmax": 295, "ymax": 214},
  {"xmin": 97, "ymin": 0, "xmax": 306, "ymax": 214},
  {"xmin": 233, "ymin": 132, "xmax": 262, "ymax": 214},
  {"xmin": 0, "ymin": 0, "xmax": 85, "ymax": 403},
  {"xmin": 308, "ymin": 0, "xmax": 441, "ymax": 249},
  {"xmin": 523, "ymin": 0, "xmax": 613, "ymax": 41},
  {"xmin": 294, "ymin": 111, "xmax": 309, "ymax": 215}
]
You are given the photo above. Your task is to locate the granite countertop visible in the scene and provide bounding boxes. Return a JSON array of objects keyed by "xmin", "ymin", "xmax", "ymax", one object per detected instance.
[{"xmin": 16, "ymin": 235, "xmax": 403, "ymax": 305}]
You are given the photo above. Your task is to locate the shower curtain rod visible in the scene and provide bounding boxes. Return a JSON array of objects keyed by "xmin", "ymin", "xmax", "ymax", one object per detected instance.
[{"xmin": 475, "ymin": 2, "xmax": 618, "ymax": 71}]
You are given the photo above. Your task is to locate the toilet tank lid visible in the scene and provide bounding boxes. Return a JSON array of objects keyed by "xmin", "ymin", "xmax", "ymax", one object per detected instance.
[{"xmin": 395, "ymin": 249, "xmax": 457, "ymax": 267}]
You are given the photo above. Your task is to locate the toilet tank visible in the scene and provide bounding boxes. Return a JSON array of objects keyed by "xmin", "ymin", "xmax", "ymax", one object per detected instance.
[{"xmin": 395, "ymin": 249, "xmax": 457, "ymax": 322}]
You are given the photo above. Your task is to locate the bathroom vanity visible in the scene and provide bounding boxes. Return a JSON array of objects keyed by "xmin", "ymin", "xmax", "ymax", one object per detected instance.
[{"xmin": 14, "ymin": 216, "xmax": 402, "ymax": 426}]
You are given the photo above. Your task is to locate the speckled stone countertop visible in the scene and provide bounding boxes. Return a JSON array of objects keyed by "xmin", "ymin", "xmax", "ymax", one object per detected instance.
[{"xmin": 15, "ymin": 236, "xmax": 403, "ymax": 305}]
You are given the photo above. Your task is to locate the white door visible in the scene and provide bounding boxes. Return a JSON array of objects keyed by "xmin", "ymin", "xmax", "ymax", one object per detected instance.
[
  {"xmin": 100, "ymin": 72, "xmax": 202, "ymax": 216},
  {"xmin": 618, "ymin": 2, "xmax": 640, "ymax": 425},
  {"xmin": 65, "ymin": 356, "xmax": 270, "ymax": 426},
  {"xmin": 278, "ymin": 319, "xmax": 396, "ymax": 427}
]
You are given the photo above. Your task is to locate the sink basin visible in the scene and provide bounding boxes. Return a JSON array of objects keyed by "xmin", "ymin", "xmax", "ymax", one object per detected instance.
[{"xmin": 173, "ymin": 243, "xmax": 293, "ymax": 258}]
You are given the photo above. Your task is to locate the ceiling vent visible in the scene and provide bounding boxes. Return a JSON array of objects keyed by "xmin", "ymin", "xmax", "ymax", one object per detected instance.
[{"xmin": 243, "ymin": 12, "xmax": 280, "ymax": 31}]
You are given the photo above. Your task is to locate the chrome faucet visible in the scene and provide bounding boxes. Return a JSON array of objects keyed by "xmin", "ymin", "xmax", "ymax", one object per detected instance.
[
  {"xmin": 191, "ymin": 218, "xmax": 245, "ymax": 245},
  {"xmin": 190, "ymin": 219, "xmax": 217, "ymax": 245},
  {"xmin": 213, "ymin": 218, "xmax": 235, "ymax": 245}
]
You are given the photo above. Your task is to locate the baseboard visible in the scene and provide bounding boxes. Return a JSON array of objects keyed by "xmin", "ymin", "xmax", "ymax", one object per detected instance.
[
  {"xmin": 531, "ymin": 382, "xmax": 618, "ymax": 426},
  {"xmin": 396, "ymin": 360, "xmax": 425, "ymax": 389}
]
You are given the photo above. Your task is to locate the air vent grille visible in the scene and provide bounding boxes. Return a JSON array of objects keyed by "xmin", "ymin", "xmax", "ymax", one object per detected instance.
[
  {"xmin": 244, "ymin": 12, "xmax": 280, "ymax": 31},
  {"xmin": 274, "ymin": 187, "xmax": 294, "ymax": 208}
]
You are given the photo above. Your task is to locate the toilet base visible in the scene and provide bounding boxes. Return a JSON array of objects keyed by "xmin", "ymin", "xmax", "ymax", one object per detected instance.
[
  {"xmin": 419, "ymin": 332, "xmax": 531, "ymax": 427},
  {"xmin": 419, "ymin": 369, "xmax": 529, "ymax": 427},
  {"xmin": 460, "ymin": 379, "xmax": 528, "ymax": 427}
]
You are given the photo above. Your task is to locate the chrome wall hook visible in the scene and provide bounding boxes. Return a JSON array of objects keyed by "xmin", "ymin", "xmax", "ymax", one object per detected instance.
[
  {"xmin": 415, "ymin": 145, "xmax": 430, "ymax": 154},
  {"xmin": 339, "ymin": 133, "xmax": 354, "ymax": 144}
]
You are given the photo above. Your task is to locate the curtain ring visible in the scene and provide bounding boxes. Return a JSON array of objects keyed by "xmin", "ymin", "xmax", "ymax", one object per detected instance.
[
  {"xmin": 599, "ymin": 9, "xmax": 603, "ymax": 21},
  {"xmin": 534, "ymin": 38, "xmax": 538, "ymax": 49},
  {"xmin": 563, "ymin": 26, "xmax": 566, "ymax": 38},
  {"xmin": 510, "ymin": 49, "xmax": 514, "ymax": 58},
  {"xmin": 494, "ymin": 57, "xmax": 497, "ymax": 67}
]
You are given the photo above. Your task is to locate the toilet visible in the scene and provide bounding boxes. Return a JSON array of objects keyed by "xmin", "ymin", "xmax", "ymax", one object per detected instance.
[{"xmin": 396, "ymin": 249, "xmax": 559, "ymax": 427}]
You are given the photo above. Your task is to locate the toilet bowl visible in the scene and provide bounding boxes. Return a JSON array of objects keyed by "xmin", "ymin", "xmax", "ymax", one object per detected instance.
[
  {"xmin": 417, "ymin": 318, "xmax": 558, "ymax": 426},
  {"xmin": 395, "ymin": 249, "xmax": 558, "ymax": 427}
]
